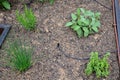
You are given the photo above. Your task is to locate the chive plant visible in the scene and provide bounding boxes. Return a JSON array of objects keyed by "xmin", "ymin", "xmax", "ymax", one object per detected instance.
[
  {"xmin": 16, "ymin": 6, "xmax": 36, "ymax": 30},
  {"xmin": 7, "ymin": 40, "xmax": 33, "ymax": 72}
]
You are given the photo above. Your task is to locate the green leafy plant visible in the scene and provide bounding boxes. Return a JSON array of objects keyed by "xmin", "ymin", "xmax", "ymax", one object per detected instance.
[
  {"xmin": 16, "ymin": 6, "xmax": 36, "ymax": 30},
  {"xmin": 0, "ymin": 0, "xmax": 10, "ymax": 10},
  {"xmin": 65, "ymin": 8, "xmax": 101, "ymax": 37},
  {"xmin": 7, "ymin": 40, "xmax": 33, "ymax": 72},
  {"xmin": 85, "ymin": 52, "xmax": 110, "ymax": 78}
]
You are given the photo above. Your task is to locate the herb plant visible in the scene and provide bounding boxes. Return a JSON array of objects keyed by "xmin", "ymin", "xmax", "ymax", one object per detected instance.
[
  {"xmin": 85, "ymin": 52, "xmax": 110, "ymax": 78},
  {"xmin": 16, "ymin": 6, "xmax": 36, "ymax": 30},
  {"xmin": 7, "ymin": 40, "xmax": 33, "ymax": 72},
  {"xmin": 0, "ymin": 0, "xmax": 10, "ymax": 10},
  {"xmin": 65, "ymin": 8, "xmax": 101, "ymax": 37}
]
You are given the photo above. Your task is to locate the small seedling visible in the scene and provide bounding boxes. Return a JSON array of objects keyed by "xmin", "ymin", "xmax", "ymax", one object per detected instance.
[
  {"xmin": 16, "ymin": 6, "xmax": 36, "ymax": 30},
  {"xmin": 7, "ymin": 40, "xmax": 33, "ymax": 72},
  {"xmin": 85, "ymin": 52, "xmax": 110, "ymax": 78},
  {"xmin": 0, "ymin": 0, "xmax": 10, "ymax": 10},
  {"xmin": 65, "ymin": 8, "xmax": 101, "ymax": 38}
]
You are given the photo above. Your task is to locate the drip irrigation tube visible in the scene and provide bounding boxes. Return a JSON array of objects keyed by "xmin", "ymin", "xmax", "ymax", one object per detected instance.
[
  {"xmin": 94, "ymin": 0, "xmax": 112, "ymax": 10},
  {"xmin": 56, "ymin": 43, "xmax": 116, "ymax": 61}
]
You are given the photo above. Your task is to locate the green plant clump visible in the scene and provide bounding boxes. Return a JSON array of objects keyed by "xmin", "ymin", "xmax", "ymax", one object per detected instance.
[
  {"xmin": 85, "ymin": 52, "xmax": 110, "ymax": 78},
  {"xmin": 16, "ymin": 6, "xmax": 36, "ymax": 30},
  {"xmin": 7, "ymin": 40, "xmax": 33, "ymax": 72},
  {"xmin": 0, "ymin": 0, "xmax": 10, "ymax": 10},
  {"xmin": 65, "ymin": 8, "xmax": 101, "ymax": 37}
]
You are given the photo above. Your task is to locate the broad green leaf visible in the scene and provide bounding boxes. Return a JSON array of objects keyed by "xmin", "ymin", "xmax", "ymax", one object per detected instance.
[
  {"xmin": 91, "ymin": 17, "xmax": 95, "ymax": 26},
  {"xmin": 76, "ymin": 28, "xmax": 83, "ymax": 37},
  {"xmin": 77, "ymin": 16, "xmax": 83, "ymax": 25},
  {"xmin": 65, "ymin": 22, "xmax": 73, "ymax": 27},
  {"xmin": 81, "ymin": 17, "xmax": 85, "ymax": 22},
  {"xmin": 82, "ymin": 27, "xmax": 89, "ymax": 33},
  {"xmin": 94, "ymin": 21, "xmax": 100, "ymax": 27},
  {"xmin": 71, "ymin": 25, "xmax": 80, "ymax": 31},
  {"xmin": 77, "ymin": 19, "xmax": 82, "ymax": 26},
  {"xmin": 83, "ymin": 19, "xmax": 90, "ymax": 26},
  {"xmin": 71, "ymin": 13, "xmax": 77, "ymax": 21},
  {"xmin": 85, "ymin": 10, "xmax": 94, "ymax": 16},
  {"xmin": 77, "ymin": 8, "xmax": 80, "ymax": 16},
  {"xmin": 83, "ymin": 27, "xmax": 89, "ymax": 37},
  {"xmin": 80, "ymin": 8, "xmax": 85, "ymax": 14},
  {"xmin": 80, "ymin": 17, "xmax": 86, "ymax": 25},
  {"xmin": 2, "ymin": 1, "xmax": 10, "ymax": 10},
  {"xmin": 84, "ymin": 32, "xmax": 89, "ymax": 37},
  {"xmin": 72, "ymin": 20, "xmax": 76, "ymax": 23},
  {"xmin": 92, "ymin": 26, "xmax": 98, "ymax": 32}
]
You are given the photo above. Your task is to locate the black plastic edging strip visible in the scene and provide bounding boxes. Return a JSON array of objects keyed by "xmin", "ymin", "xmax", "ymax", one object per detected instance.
[
  {"xmin": 114, "ymin": 0, "xmax": 120, "ymax": 49},
  {"xmin": 114, "ymin": 0, "xmax": 120, "ymax": 65},
  {"xmin": 0, "ymin": 24, "xmax": 11, "ymax": 48}
]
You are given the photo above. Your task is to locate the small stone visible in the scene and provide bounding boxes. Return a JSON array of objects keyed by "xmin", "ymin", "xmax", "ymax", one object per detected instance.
[
  {"xmin": 0, "ymin": 13, "xmax": 4, "ymax": 22},
  {"xmin": 0, "ymin": 13, "xmax": 4, "ymax": 17},
  {"xmin": 8, "ymin": 17, "xmax": 13, "ymax": 21},
  {"xmin": 0, "ymin": 18, "xmax": 3, "ymax": 22},
  {"xmin": 93, "ymin": 34, "xmax": 100, "ymax": 39}
]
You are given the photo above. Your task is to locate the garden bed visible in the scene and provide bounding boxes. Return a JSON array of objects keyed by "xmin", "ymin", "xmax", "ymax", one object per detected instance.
[{"xmin": 0, "ymin": 0, "xmax": 119, "ymax": 80}]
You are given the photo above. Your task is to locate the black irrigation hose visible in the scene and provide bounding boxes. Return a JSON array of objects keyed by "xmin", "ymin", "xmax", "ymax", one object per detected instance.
[
  {"xmin": 56, "ymin": 43, "xmax": 89, "ymax": 60},
  {"xmin": 56, "ymin": 43, "xmax": 117, "ymax": 61},
  {"xmin": 93, "ymin": 0, "xmax": 112, "ymax": 10}
]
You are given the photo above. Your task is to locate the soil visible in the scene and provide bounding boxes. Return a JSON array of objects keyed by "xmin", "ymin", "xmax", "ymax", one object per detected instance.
[{"xmin": 0, "ymin": 0, "xmax": 119, "ymax": 80}]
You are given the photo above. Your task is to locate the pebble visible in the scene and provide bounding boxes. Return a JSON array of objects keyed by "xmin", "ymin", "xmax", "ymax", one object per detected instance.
[{"xmin": 0, "ymin": 13, "xmax": 4, "ymax": 22}]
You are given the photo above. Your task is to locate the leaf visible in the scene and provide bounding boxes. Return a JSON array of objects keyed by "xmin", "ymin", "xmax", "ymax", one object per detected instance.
[
  {"xmin": 82, "ymin": 27, "xmax": 89, "ymax": 33},
  {"xmin": 65, "ymin": 22, "xmax": 73, "ymax": 27},
  {"xmin": 91, "ymin": 17, "xmax": 95, "ymax": 26},
  {"xmin": 2, "ymin": 1, "xmax": 10, "ymax": 10},
  {"xmin": 77, "ymin": 8, "xmax": 80, "ymax": 16},
  {"xmin": 80, "ymin": 8, "xmax": 85, "ymax": 14},
  {"xmin": 83, "ymin": 19, "xmax": 90, "ymax": 26},
  {"xmin": 71, "ymin": 25, "xmax": 80, "ymax": 31},
  {"xmin": 79, "ymin": 17, "xmax": 86, "ymax": 26},
  {"xmin": 85, "ymin": 66, "xmax": 93, "ymax": 76},
  {"xmin": 71, "ymin": 13, "xmax": 77, "ymax": 21},
  {"xmin": 80, "ymin": 17, "xmax": 86, "ymax": 23},
  {"xmin": 76, "ymin": 28, "xmax": 83, "ymax": 37},
  {"xmin": 83, "ymin": 27, "xmax": 89, "ymax": 37},
  {"xmin": 85, "ymin": 10, "xmax": 94, "ymax": 16},
  {"xmin": 77, "ymin": 19, "xmax": 82, "ymax": 26},
  {"xmin": 72, "ymin": 20, "xmax": 76, "ymax": 23},
  {"xmin": 92, "ymin": 26, "xmax": 98, "ymax": 32},
  {"xmin": 94, "ymin": 21, "xmax": 100, "ymax": 27},
  {"xmin": 84, "ymin": 32, "xmax": 89, "ymax": 37}
]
